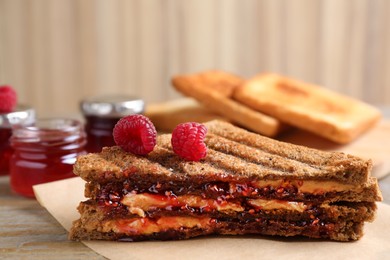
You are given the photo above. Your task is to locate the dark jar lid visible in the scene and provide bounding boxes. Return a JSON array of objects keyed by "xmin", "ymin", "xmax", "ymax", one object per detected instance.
[
  {"xmin": 80, "ymin": 96, "xmax": 145, "ymax": 118},
  {"xmin": 0, "ymin": 105, "xmax": 35, "ymax": 128}
]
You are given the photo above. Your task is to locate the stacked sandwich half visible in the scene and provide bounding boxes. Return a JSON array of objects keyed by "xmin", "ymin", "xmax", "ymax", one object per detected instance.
[{"xmin": 70, "ymin": 121, "xmax": 382, "ymax": 241}]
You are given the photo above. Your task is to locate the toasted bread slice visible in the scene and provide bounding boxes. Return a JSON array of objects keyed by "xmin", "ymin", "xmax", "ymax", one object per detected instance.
[
  {"xmin": 233, "ymin": 73, "xmax": 381, "ymax": 144},
  {"xmin": 74, "ymin": 121, "xmax": 381, "ymax": 201},
  {"xmin": 183, "ymin": 70, "xmax": 243, "ymax": 98},
  {"xmin": 171, "ymin": 71, "xmax": 286, "ymax": 137},
  {"xmin": 70, "ymin": 214, "xmax": 367, "ymax": 241},
  {"xmin": 145, "ymin": 98, "xmax": 229, "ymax": 132}
]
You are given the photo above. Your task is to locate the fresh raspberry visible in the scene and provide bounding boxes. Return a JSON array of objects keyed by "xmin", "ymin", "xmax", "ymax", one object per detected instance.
[
  {"xmin": 0, "ymin": 85, "xmax": 17, "ymax": 113},
  {"xmin": 171, "ymin": 122, "xmax": 207, "ymax": 161},
  {"xmin": 113, "ymin": 115, "xmax": 157, "ymax": 155}
]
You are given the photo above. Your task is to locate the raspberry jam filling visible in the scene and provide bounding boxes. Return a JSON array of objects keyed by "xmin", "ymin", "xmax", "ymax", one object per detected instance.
[
  {"xmin": 97, "ymin": 189, "xmax": 325, "ymax": 218},
  {"xmin": 95, "ymin": 179, "xmax": 342, "ymax": 208}
]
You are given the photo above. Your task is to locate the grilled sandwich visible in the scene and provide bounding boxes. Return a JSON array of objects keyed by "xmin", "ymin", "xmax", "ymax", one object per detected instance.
[{"xmin": 69, "ymin": 120, "xmax": 381, "ymax": 241}]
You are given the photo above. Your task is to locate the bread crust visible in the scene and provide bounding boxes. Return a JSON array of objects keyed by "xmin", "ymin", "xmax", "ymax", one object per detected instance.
[{"xmin": 233, "ymin": 73, "xmax": 381, "ymax": 143}]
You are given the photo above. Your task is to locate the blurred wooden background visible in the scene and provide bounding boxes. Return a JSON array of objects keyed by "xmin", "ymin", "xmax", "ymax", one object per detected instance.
[{"xmin": 0, "ymin": 0, "xmax": 389, "ymax": 118}]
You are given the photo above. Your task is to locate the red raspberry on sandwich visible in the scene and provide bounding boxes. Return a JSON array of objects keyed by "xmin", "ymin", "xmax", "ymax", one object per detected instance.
[
  {"xmin": 113, "ymin": 114, "xmax": 157, "ymax": 156},
  {"xmin": 171, "ymin": 122, "xmax": 207, "ymax": 161}
]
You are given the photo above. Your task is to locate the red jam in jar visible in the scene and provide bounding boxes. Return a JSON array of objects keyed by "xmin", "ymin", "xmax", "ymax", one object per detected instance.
[
  {"xmin": 0, "ymin": 105, "xmax": 35, "ymax": 175},
  {"xmin": 81, "ymin": 96, "xmax": 144, "ymax": 152},
  {"xmin": 10, "ymin": 118, "xmax": 86, "ymax": 198}
]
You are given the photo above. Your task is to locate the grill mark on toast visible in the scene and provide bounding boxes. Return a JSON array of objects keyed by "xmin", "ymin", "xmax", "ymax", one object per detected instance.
[
  {"xmin": 204, "ymin": 121, "xmax": 370, "ymax": 184},
  {"xmin": 157, "ymin": 134, "xmax": 294, "ymax": 181},
  {"xmin": 156, "ymin": 132, "xmax": 352, "ymax": 183},
  {"xmin": 205, "ymin": 149, "xmax": 294, "ymax": 180},
  {"xmin": 205, "ymin": 121, "xmax": 329, "ymax": 163},
  {"xmin": 206, "ymin": 134, "xmax": 323, "ymax": 177},
  {"xmin": 157, "ymin": 133, "xmax": 313, "ymax": 181},
  {"xmin": 97, "ymin": 147, "xmax": 175, "ymax": 180},
  {"xmin": 155, "ymin": 135, "xmax": 240, "ymax": 180}
]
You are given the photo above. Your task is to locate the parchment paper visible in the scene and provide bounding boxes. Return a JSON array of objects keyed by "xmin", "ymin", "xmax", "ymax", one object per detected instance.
[{"xmin": 34, "ymin": 177, "xmax": 390, "ymax": 260}]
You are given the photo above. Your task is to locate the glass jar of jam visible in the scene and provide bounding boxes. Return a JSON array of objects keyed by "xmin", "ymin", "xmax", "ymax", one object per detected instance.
[
  {"xmin": 80, "ymin": 96, "xmax": 145, "ymax": 152},
  {"xmin": 9, "ymin": 118, "xmax": 86, "ymax": 198},
  {"xmin": 0, "ymin": 105, "xmax": 35, "ymax": 175}
]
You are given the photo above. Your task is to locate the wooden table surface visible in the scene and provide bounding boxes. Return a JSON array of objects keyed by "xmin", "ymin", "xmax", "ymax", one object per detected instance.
[{"xmin": 0, "ymin": 175, "xmax": 106, "ymax": 260}]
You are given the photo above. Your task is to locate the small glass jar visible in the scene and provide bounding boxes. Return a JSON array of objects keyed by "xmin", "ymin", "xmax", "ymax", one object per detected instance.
[
  {"xmin": 80, "ymin": 96, "xmax": 144, "ymax": 153},
  {"xmin": 10, "ymin": 118, "xmax": 86, "ymax": 198},
  {"xmin": 0, "ymin": 105, "xmax": 35, "ymax": 175}
]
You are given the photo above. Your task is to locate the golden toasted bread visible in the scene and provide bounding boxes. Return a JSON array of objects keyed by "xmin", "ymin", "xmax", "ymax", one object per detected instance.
[
  {"xmin": 234, "ymin": 73, "xmax": 381, "ymax": 144},
  {"xmin": 145, "ymin": 98, "xmax": 228, "ymax": 132},
  {"xmin": 186, "ymin": 70, "xmax": 243, "ymax": 98},
  {"xmin": 172, "ymin": 71, "xmax": 286, "ymax": 137}
]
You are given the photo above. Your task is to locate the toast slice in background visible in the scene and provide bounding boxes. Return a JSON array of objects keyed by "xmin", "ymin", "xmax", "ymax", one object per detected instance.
[
  {"xmin": 145, "ymin": 98, "xmax": 228, "ymax": 132},
  {"xmin": 172, "ymin": 70, "xmax": 287, "ymax": 137},
  {"xmin": 234, "ymin": 73, "xmax": 381, "ymax": 144},
  {"xmin": 183, "ymin": 70, "xmax": 243, "ymax": 98}
]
